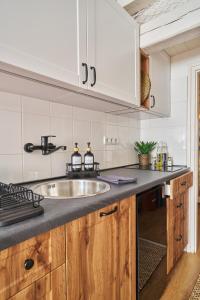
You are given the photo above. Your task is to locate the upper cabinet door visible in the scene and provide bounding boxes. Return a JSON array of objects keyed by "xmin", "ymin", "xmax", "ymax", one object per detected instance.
[
  {"xmin": 87, "ymin": 0, "xmax": 140, "ymax": 106},
  {"xmin": 149, "ymin": 51, "xmax": 171, "ymax": 116},
  {"xmin": 0, "ymin": 0, "xmax": 85, "ymax": 87}
]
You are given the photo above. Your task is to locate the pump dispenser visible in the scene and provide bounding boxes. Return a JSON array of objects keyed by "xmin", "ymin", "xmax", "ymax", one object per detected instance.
[
  {"xmin": 71, "ymin": 143, "xmax": 82, "ymax": 171},
  {"xmin": 84, "ymin": 142, "xmax": 94, "ymax": 171}
]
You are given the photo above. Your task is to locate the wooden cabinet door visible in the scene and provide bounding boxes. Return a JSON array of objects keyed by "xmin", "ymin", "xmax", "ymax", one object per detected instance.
[
  {"xmin": 149, "ymin": 51, "xmax": 171, "ymax": 116},
  {"xmin": 66, "ymin": 196, "xmax": 136, "ymax": 300},
  {"xmin": 0, "ymin": 0, "xmax": 83, "ymax": 87},
  {"xmin": 87, "ymin": 0, "xmax": 140, "ymax": 106},
  {"xmin": 66, "ymin": 203, "xmax": 119, "ymax": 300}
]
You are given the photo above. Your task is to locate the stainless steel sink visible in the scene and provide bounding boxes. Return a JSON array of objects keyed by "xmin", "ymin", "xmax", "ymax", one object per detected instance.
[{"xmin": 32, "ymin": 179, "xmax": 110, "ymax": 199}]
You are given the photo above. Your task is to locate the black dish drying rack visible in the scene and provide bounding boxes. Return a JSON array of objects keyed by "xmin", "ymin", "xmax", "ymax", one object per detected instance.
[{"xmin": 0, "ymin": 183, "xmax": 44, "ymax": 226}]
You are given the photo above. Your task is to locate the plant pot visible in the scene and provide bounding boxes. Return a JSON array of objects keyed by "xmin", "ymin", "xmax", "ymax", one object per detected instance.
[{"xmin": 138, "ymin": 154, "xmax": 149, "ymax": 167}]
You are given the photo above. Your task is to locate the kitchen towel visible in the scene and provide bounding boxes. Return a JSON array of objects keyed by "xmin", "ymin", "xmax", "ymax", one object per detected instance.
[{"xmin": 97, "ymin": 175, "xmax": 137, "ymax": 185}]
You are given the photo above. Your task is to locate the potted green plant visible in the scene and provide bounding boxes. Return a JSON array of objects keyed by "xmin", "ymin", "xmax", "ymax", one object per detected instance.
[{"xmin": 134, "ymin": 141, "xmax": 157, "ymax": 167}]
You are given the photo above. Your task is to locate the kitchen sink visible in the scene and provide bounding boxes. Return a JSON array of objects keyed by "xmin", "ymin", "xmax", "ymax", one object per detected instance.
[{"xmin": 32, "ymin": 179, "xmax": 110, "ymax": 199}]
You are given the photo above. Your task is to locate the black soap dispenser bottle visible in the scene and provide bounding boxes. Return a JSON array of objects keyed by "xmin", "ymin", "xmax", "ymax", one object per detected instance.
[
  {"xmin": 84, "ymin": 142, "xmax": 94, "ymax": 171},
  {"xmin": 71, "ymin": 143, "xmax": 82, "ymax": 171}
]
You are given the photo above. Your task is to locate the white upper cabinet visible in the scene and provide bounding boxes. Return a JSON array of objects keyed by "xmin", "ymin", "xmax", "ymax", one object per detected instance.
[
  {"xmin": 0, "ymin": 0, "xmax": 139, "ymax": 108},
  {"xmin": 86, "ymin": 0, "xmax": 140, "ymax": 106},
  {"xmin": 149, "ymin": 51, "xmax": 171, "ymax": 116},
  {"xmin": 0, "ymin": 0, "xmax": 81, "ymax": 87}
]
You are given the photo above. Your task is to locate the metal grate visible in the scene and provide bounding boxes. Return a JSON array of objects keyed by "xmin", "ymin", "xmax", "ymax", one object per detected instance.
[{"xmin": 0, "ymin": 183, "xmax": 44, "ymax": 211}]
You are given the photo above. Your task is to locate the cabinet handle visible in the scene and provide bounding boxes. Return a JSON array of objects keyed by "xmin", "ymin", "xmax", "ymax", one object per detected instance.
[
  {"xmin": 175, "ymin": 234, "xmax": 182, "ymax": 242},
  {"xmin": 100, "ymin": 206, "xmax": 118, "ymax": 217},
  {"xmin": 180, "ymin": 181, "xmax": 187, "ymax": 186},
  {"xmin": 24, "ymin": 258, "xmax": 34, "ymax": 270},
  {"xmin": 176, "ymin": 203, "xmax": 183, "ymax": 208},
  {"xmin": 90, "ymin": 66, "xmax": 96, "ymax": 87},
  {"xmin": 82, "ymin": 63, "xmax": 88, "ymax": 84},
  {"xmin": 150, "ymin": 95, "xmax": 155, "ymax": 108}
]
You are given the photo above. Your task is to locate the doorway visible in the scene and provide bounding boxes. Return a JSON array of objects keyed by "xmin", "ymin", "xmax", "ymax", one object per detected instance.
[{"xmin": 188, "ymin": 66, "xmax": 200, "ymax": 253}]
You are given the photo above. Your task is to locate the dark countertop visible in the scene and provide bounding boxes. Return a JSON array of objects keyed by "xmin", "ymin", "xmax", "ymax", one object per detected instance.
[{"xmin": 0, "ymin": 166, "xmax": 190, "ymax": 251}]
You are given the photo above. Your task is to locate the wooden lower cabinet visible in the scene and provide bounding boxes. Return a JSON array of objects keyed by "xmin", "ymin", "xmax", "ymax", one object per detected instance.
[
  {"xmin": 0, "ymin": 195, "xmax": 136, "ymax": 300},
  {"xmin": 167, "ymin": 172, "xmax": 192, "ymax": 274},
  {"xmin": 66, "ymin": 195, "xmax": 136, "ymax": 300}
]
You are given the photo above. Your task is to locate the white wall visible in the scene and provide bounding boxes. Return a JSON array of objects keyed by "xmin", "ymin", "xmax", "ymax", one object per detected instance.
[
  {"xmin": 141, "ymin": 47, "xmax": 200, "ymax": 166},
  {"xmin": 0, "ymin": 91, "xmax": 140, "ymax": 183}
]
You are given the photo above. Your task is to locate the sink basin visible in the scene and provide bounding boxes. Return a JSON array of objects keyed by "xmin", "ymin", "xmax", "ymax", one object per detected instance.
[{"xmin": 32, "ymin": 179, "xmax": 110, "ymax": 199}]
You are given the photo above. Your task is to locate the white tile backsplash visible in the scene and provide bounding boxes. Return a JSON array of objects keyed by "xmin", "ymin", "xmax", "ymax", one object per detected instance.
[
  {"xmin": 0, "ymin": 111, "xmax": 22, "ymax": 154},
  {"xmin": 0, "ymin": 155, "xmax": 23, "ymax": 183},
  {"xmin": 0, "ymin": 90, "xmax": 139, "ymax": 183},
  {"xmin": 22, "ymin": 96, "xmax": 50, "ymax": 115},
  {"xmin": 0, "ymin": 92, "xmax": 21, "ymax": 112}
]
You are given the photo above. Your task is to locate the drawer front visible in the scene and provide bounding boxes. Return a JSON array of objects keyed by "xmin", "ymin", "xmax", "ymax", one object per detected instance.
[
  {"xmin": 0, "ymin": 239, "xmax": 51, "ymax": 299},
  {"xmin": 0, "ymin": 226, "xmax": 65, "ymax": 300},
  {"xmin": 170, "ymin": 171, "xmax": 193, "ymax": 198}
]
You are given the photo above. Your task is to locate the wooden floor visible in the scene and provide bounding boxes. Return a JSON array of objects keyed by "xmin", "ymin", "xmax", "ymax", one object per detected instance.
[{"xmin": 161, "ymin": 205, "xmax": 200, "ymax": 300}]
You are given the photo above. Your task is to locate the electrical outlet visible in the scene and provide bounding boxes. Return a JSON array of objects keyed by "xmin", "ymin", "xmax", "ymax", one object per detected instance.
[{"xmin": 103, "ymin": 136, "xmax": 119, "ymax": 145}]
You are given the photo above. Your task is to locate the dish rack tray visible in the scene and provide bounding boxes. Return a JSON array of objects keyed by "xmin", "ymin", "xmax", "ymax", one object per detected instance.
[{"xmin": 0, "ymin": 183, "xmax": 44, "ymax": 226}]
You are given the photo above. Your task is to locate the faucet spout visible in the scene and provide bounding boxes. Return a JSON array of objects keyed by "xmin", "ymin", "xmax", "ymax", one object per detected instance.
[{"xmin": 45, "ymin": 145, "xmax": 67, "ymax": 155}]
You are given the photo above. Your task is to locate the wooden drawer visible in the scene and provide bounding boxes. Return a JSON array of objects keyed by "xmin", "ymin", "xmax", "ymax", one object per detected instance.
[
  {"xmin": 78, "ymin": 202, "xmax": 120, "ymax": 231},
  {"xmin": 170, "ymin": 171, "xmax": 193, "ymax": 198},
  {"xmin": 0, "ymin": 226, "xmax": 65, "ymax": 300}
]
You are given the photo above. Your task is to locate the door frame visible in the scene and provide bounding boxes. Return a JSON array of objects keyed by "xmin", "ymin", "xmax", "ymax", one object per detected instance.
[{"xmin": 187, "ymin": 63, "xmax": 200, "ymax": 252}]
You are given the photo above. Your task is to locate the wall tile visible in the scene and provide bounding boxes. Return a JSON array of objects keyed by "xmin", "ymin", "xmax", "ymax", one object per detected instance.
[
  {"xmin": 50, "ymin": 117, "xmax": 73, "ymax": 150},
  {"xmin": 91, "ymin": 121, "xmax": 105, "ymax": 150},
  {"xmin": 0, "ymin": 91, "xmax": 21, "ymax": 112},
  {"xmin": 73, "ymin": 119, "xmax": 91, "ymax": 149},
  {"xmin": 50, "ymin": 102, "xmax": 73, "ymax": 118},
  {"xmin": 51, "ymin": 152, "xmax": 71, "ymax": 177},
  {"xmin": 23, "ymin": 113, "xmax": 50, "ymax": 145},
  {"xmin": 0, "ymin": 155, "xmax": 23, "ymax": 183},
  {"xmin": 22, "ymin": 96, "xmax": 50, "ymax": 115},
  {"xmin": 23, "ymin": 152, "xmax": 51, "ymax": 181},
  {"xmin": 171, "ymin": 77, "xmax": 188, "ymax": 102},
  {"xmin": 73, "ymin": 107, "xmax": 105, "ymax": 122},
  {"xmin": 0, "ymin": 110, "xmax": 22, "ymax": 154}
]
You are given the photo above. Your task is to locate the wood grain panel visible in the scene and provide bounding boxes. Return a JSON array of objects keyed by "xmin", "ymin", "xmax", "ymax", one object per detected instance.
[
  {"xmin": 9, "ymin": 284, "xmax": 35, "ymax": 300},
  {"xmin": 50, "ymin": 225, "xmax": 65, "ymax": 269},
  {"xmin": 0, "ymin": 225, "xmax": 65, "ymax": 300},
  {"xmin": 119, "ymin": 196, "xmax": 136, "ymax": 300},
  {"xmin": 66, "ymin": 196, "xmax": 136, "ymax": 300},
  {"xmin": 51, "ymin": 264, "xmax": 66, "ymax": 300},
  {"xmin": 170, "ymin": 171, "xmax": 193, "ymax": 198},
  {"xmin": 35, "ymin": 273, "xmax": 51, "ymax": 300}
]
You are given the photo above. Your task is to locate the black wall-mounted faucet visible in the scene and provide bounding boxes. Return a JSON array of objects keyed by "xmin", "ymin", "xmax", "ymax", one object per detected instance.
[{"xmin": 24, "ymin": 135, "xmax": 67, "ymax": 155}]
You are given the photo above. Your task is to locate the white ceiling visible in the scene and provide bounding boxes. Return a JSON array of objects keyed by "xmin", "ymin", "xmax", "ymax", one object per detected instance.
[
  {"xmin": 121, "ymin": 0, "xmax": 200, "ymax": 56},
  {"xmin": 125, "ymin": 0, "xmax": 195, "ymax": 24}
]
